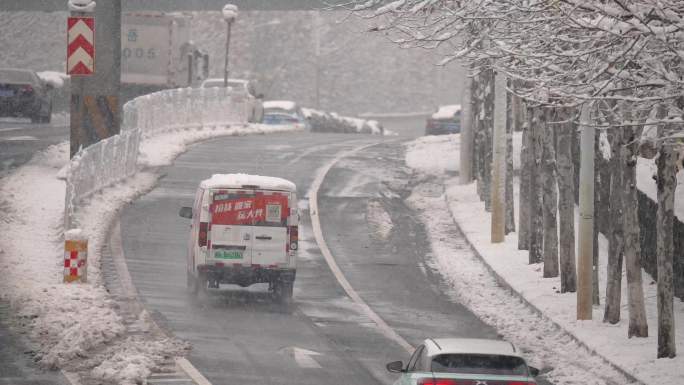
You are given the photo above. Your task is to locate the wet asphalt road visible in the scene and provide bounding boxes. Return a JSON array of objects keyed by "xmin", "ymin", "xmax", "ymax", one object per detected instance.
[
  {"xmin": 0, "ymin": 117, "xmax": 68, "ymax": 176},
  {"xmin": 118, "ymin": 132, "xmax": 518, "ymax": 385}
]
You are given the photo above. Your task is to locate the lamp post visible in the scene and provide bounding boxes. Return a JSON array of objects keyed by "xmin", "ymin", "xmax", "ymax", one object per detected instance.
[{"xmin": 222, "ymin": 4, "xmax": 238, "ymax": 87}]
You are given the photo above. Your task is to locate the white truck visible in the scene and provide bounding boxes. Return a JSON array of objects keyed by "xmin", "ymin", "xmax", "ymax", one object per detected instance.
[
  {"xmin": 121, "ymin": 12, "xmax": 208, "ymax": 98},
  {"xmin": 179, "ymin": 174, "xmax": 299, "ymax": 303}
]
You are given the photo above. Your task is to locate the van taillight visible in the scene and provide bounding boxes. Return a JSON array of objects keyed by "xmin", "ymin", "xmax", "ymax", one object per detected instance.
[
  {"xmin": 198, "ymin": 222, "xmax": 208, "ymax": 247},
  {"xmin": 288, "ymin": 225, "xmax": 298, "ymax": 252}
]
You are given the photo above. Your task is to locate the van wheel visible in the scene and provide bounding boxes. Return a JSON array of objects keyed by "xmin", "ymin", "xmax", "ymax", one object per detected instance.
[{"xmin": 274, "ymin": 280, "xmax": 294, "ymax": 304}]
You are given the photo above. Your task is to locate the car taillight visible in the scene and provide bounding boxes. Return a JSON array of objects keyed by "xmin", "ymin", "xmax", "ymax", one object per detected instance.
[
  {"xmin": 198, "ymin": 222, "xmax": 208, "ymax": 247},
  {"xmin": 20, "ymin": 85, "xmax": 33, "ymax": 94},
  {"xmin": 417, "ymin": 379, "xmax": 458, "ymax": 385},
  {"xmin": 287, "ymin": 225, "xmax": 298, "ymax": 252}
]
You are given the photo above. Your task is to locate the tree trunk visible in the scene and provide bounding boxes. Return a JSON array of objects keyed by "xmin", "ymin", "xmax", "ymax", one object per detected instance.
[
  {"xmin": 622, "ymin": 122, "xmax": 648, "ymax": 338},
  {"xmin": 460, "ymin": 74, "xmax": 474, "ymax": 184},
  {"xmin": 657, "ymin": 142, "xmax": 677, "ymax": 357},
  {"xmin": 518, "ymin": 98, "xmax": 531, "ymax": 250},
  {"xmin": 541, "ymin": 107, "xmax": 559, "ymax": 278},
  {"xmin": 556, "ymin": 108, "xmax": 577, "ymax": 292},
  {"xmin": 604, "ymin": 126, "xmax": 624, "ymax": 324},
  {"xmin": 474, "ymin": 75, "xmax": 485, "ymax": 201},
  {"xmin": 505, "ymin": 88, "xmax": 516, "ymax": 234},
  {"xmin": 482, "ymin": 69, "xmax": 495, "ymax": 211},
  {"xmin": 491, "ymin": 72, "xmax": 507, "ymax": 242},
  {"xmin": 529, "ymin": 106, "xmax": 543, "ymax": 264}
]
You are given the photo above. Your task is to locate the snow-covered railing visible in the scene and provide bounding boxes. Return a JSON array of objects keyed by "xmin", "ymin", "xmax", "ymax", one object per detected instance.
[{"xmin": 65, "ymin": 87, "xmax": 252, "ymax": 228}]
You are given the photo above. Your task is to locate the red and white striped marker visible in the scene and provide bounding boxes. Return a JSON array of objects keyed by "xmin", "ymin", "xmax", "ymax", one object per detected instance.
[
  {"xmin": 64, "ymin": 229, "xmax": 88, "ymax": 283},
  {"xmin": 67, "ymin": 17, "xmax": 95, "ymax": 75}
]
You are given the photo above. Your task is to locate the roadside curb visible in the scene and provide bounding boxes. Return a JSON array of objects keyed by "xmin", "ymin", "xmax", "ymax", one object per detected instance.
[{"xmin": 440, "ymin": 182, "xmax": 646, "ymax": 385}]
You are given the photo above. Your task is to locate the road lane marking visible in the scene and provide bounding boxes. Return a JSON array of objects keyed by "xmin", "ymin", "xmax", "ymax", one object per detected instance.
[
  {"xmin": 0, "ymin": 127, "xmax": 24, "ymax": 133},
  {"xmin": 280, "ymin": 347, "xmax": 323, "ymax": 369},
  {"xmin": 1, "ymin": 135, "xmax": 37, "ymax": 141},
  {"xmin": 308, "ymin": 142, "xmax": 414, "ymax": 354},
  {"xmin": 176, "ymin": 357, "xmax": 214, "ymax": 385}
]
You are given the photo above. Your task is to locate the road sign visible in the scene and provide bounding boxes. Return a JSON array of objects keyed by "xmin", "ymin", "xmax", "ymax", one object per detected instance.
[{"xmin": 67, "ymin": 17, "xmax": 95, "ymax": 75}]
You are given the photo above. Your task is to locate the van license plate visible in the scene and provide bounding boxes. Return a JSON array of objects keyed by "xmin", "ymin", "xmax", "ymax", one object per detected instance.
[{"xmin": 215, "ymin": 250, "xmax": 243, "ymax": 260}]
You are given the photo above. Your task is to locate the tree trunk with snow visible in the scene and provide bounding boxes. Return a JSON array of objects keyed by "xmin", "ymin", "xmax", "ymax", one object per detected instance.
[
  {"xmin": 460, "ymin": 74, "xmax": 474, "ymax": 184},
  {"xmin": 541, "ymin": 107, "xmax": 559, "ymax": 278},
  {"xmin": 657, "ymin": 142, "xmax": 678, "ymax": 358},
  {"xmin": 556, "ymin": 108, "xmax": 576, "ymax": 292},
  {"xmin": 474, "ymin": 75, "xmax": 485, "ymax": 201},
  {"xmin": 517, "ymin": 97, "xmax": 531, "ymax": 250},
  {"xmin": 622, "ymin": 122, "xmax": 648, "ymax": 338},
  {"xmin": 604, "ymin": 126, "xmax": 624, "ymax": 324},
  {"xmin": 491, "ymin": 72, "xmax": 507, "ymax": 242},
  {"xmin": 505, "ymin": 87, "xmax": 516, "ymax": 234},
  {"xmin": 482, "ymin": 69, "xmax": 495, "ymax": 211},
  {"xmin": 528, "ymin": 106, "xmax": 543, "ymax": 264}
]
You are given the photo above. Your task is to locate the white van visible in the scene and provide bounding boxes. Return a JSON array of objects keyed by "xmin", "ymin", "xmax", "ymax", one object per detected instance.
[{"xmin": 179, "ymin": 174, "xmax": 298, "ymax": 302}]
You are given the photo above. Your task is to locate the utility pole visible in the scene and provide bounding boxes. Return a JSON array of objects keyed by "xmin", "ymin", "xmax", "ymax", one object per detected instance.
[
  {"xmin": 222, "ymin": 4, "xmax": 238, "ymax": 87},
  {"xmin": 577, "ymin": 102, "xmax": 595, "ymax": 320},
  {"xmin": 490, "ymin": 72, "xmax": 507, "ymax": 243},
  {"xmin": 68, "ymin": 0, "xmax": 121, "ymax": 158}
]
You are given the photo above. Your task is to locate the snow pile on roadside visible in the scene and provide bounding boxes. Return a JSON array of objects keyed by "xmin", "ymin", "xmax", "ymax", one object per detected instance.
[
  {"xmin": 139, "ymin": 123, "xmax": 303, "ymax": 167},
  {"xmin": 0, "ymin": 143, "xmax": 127, "ymax": 369},
  {"xmin": 404, "ymin": 134, "xmax": 684, "ymax": 385}
]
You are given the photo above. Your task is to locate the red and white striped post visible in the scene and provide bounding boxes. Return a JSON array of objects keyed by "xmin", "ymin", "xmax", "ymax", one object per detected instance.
[{"xmin": 64, "ymin": 229, "xmax": 88, "ymax": 283}]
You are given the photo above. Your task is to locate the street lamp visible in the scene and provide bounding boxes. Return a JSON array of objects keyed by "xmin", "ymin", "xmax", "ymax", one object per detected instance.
[{"xmin": 222, "ymin": 4, "xmax": 238, "ymax": 87}]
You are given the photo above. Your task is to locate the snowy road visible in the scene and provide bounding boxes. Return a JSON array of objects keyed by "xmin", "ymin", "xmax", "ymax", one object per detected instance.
[
  {"xmin": 0, "ymin": 118, "xmax": 68, "ymax": 176},
  {"xmin": 115, "ymin": 132, "xmax": 554, "ymax": 385}
]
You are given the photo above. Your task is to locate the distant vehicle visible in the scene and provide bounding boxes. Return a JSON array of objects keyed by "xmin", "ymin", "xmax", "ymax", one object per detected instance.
[
  {"xmin": 200, "ymin": 77, "xmax": 264, "ymax": 123},
  {"xmin": 179, "ymin": 174, "xmax": 299, "ymax": 303},
  {"xmin": 262, "ymin": 112, "xmax": 306, "ymax": 129},
  {"xmin": 425, "ymin": 104, "xmax": 461, "ymax": 135},
  {"xmin": 121, "ymin": 12, "xmax": 208, "ymax": 98},
  {"xmin": 0, "ymin": 68, "xmax": 52, "ymax": 123},
  {"xmin": 386, "ymin": 338, "xmax": 539, "ymax": 385},
  {"xmin": 263, "ymin": 100, "xmax": 310, "ymax": 131}
]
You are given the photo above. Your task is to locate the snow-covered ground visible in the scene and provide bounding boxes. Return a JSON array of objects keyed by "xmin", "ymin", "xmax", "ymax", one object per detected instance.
[
  {"xmin": 405, "ymin": 134, "xmax": 684, "ymax": 385},
  {"xmin": 0, "ymin": 123, "xmax": 302, "ymax": 384}
]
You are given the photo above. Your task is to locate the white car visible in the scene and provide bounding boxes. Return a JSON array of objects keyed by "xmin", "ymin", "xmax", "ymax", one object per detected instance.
[
  {"xmin": 200, "ymin": 77, "xmax": 264, "ymax": 123},
  {"xmin": 387, "ymin": 338, "xmax": 539, "ymax": 385}
]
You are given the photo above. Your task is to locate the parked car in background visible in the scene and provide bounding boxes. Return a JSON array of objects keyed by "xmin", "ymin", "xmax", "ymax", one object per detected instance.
[
  {"xmin": 386, "ymin": 338, "xmax": 539, "ymax": 385},
  {"xmin": 425, "ymin": 104, "xmax": 461, "ymax": 135},
  {"xmin": 263, "ymin": 100, "xmax": 310, "ymax": 131},
  {"xmin": 0, "ymin": 68, "xmax": 52, "ymax": 123},
  {"xmin": 200, "ymin": 77, "xmax": 264, "ymax": 123}
]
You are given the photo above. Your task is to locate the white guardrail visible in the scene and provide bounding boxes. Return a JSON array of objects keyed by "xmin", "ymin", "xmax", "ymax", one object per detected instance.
[{"xmin": 64, "ymin": 87, "xmax": 253, "ymax": 229}]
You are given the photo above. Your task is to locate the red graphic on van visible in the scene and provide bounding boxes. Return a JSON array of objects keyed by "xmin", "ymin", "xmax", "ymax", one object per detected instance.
[{"xmin": 211, "ymin": 194, "xmax": 288, "ymax": 225}]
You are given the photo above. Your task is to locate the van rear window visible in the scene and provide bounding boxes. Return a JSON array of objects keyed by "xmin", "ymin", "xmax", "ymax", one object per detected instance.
[{"xmin": 210, "ymin": 191, "xmax": 288, "ymax": 227}]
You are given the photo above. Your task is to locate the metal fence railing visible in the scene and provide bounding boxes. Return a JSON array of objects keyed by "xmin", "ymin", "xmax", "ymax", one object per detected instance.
[{"xmin": 64, "ymin": 87, "xmax": 253, "ymax": 228}]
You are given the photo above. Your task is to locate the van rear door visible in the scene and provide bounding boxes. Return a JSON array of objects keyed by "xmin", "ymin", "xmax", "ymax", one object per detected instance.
[
  {"xmin": 208, "ymin": 190, "xmax": 256, "ymax": 265},
  {"xmin": 251, "ymin": 192, "xmax": 289, "ymax": 266}
]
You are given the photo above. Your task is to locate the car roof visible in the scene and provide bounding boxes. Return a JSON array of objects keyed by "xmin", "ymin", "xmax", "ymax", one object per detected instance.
[
  {"xmin": 263, "ymin": 100, "xmax": 297, "ymax": 111},
  {"xmin": 200, "ymin": 173, "xmax": 296, "ymax": 192},
  {"xmin": 431, "ymin": 104, "xmax": 462, "ymax": 120},
  {"xmin": 423, "ymin": 338, "xmax": 522, "ymax": 358}
]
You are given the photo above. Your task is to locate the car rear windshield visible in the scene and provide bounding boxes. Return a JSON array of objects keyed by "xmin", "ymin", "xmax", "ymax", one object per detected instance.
[
  {"xmin": 0, "ymin": 69, "xmax": 35, "ymax": 84},
  {"xmin": 431, "ymin": 354, "xmax": 529, "ymax": 376}
]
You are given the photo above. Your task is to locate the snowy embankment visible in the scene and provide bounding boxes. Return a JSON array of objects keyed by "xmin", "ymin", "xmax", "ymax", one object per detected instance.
[
  {"xmin": 405, "ymin": 134, "xmax": 684, "ymax": 385},
  {"xmin": 0, "ymin": 123, "xmax": 302, "ymax": 384}
]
